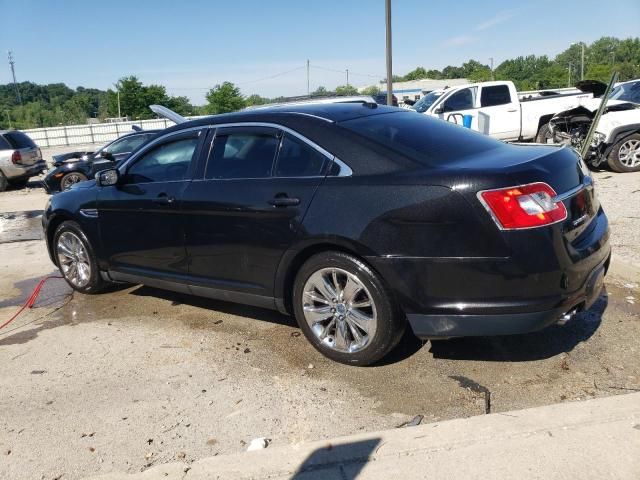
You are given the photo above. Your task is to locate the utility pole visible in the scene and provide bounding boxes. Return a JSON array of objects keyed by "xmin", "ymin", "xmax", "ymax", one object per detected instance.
[
  {"xmin": 568, "ymin": 62, "xmax": 573, "ymax": 87},
  {"xmin": 489, "ymin": 57, "xmax": 494, "ymax": 80},
  {"xmin": 385, "ymin": 0, "xmax": 393, "ymax": 105},
  {"xmin": 7, "ymin": 51, "xmax": 22, "ymax": 106},
  {"xmin": 581, "ymin": 42, "xmax": 585, "ymax": 81},
  {"xmin": 346, "ymin": 69, "xmax": 349, "ymax": 86},
  {"xmin": 117, "ymin": 90, "xmax": 121, "ymax": 118},
  {"xmin": 306, "ymin": 59, "xmax": 310, "ymax": 97},
  {"xmin": 4, "ymin": 111, "xmax": 11, "ymax": 129}
]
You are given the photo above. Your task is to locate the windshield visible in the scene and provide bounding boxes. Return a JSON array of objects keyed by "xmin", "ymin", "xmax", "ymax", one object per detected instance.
[
  {"xmin": 411, "ymin": 90, "xmax": 445, "ymax": 113},
  {"xmin": 609, "ymin": 82, "xmax": 640, "ymax": 105}
]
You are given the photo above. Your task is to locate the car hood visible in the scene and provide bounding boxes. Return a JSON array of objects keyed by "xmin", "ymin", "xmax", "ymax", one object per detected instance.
[{"xmin": 52, "ymin": 151, "xmax": 95, "ymax": 166}]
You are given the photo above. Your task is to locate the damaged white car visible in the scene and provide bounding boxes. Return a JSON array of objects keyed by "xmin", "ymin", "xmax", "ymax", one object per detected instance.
[{"xmin": 548, "ymin": 79, "xmax": 640, "ymax": 172}]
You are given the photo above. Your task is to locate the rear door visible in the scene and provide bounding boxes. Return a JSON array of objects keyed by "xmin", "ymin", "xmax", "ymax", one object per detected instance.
[
  {"xmin": 182, "ymin": 125, "xmax": 331, "ymax": 300},
  {"xmin": 477, "ymin": 84, "xmax": 520, "ymax": 140},
  {"xmin": 4, "ymin": 131, "xmax": 41, "ymax": 165}
]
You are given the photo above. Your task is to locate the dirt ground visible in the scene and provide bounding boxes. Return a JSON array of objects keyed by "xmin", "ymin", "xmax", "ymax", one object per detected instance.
[{"xmin": 0, "ymin": 147, "xmax": 639, "ymax": 480}]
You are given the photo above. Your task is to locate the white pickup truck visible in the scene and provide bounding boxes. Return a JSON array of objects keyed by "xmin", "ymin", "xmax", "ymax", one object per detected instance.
[{"xmin": 411, "ymin": 80, "xmax": 593, "ymax": 142}]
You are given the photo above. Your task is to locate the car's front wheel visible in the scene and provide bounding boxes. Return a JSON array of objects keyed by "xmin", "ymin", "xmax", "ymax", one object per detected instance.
[
  {"xmin": 292, "ymin": 251, "xmax": 405, "ymax": 366},
  {"xmin": 60, "ymin": 172, "xmax": 88, "ymax": 190},
  {"xmin": 53, "ymin": 221, "xmax": 106, "ymax": 293}
]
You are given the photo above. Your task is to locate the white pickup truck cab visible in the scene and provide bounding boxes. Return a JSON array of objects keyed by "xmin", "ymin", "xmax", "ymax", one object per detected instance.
[{"xmin": 411, "ymin": 81, "xmax": 593, "ymax": 142}]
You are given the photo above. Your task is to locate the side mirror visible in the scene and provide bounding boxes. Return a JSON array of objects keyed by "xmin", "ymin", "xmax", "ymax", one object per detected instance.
[
  {"xmin": 434, "ymin": 105, "xmax": 445, "ymax": 114},
  {"xmin": 96, "ymin": 168, "xmax": 120, "ymax": 187},
  {"xmin": 404, "ymin": 99, "xmax": 415, "ymax": 106},
  {"xmin": 101, "ymin": 151, "xmax": 115, "ymax": 161}
]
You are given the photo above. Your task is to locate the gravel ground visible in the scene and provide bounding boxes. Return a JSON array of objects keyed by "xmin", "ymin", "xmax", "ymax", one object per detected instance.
[{"xmin": 0, "ymin": 146, "xmax": 638, "ymax": 480}]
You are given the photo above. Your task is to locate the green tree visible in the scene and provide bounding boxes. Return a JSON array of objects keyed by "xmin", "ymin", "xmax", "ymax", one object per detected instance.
[
  {"xmin": 361, "ymin": 85, "xmax": 380, "ymax": 96},
  {"xmin": 245, "ymin": 94, "xmax": 270, "ymax": 106},
  {"xmin": 335, "ymin": 84, "xmax": 358, "ymax": 96},
  {"xmin": 403, "ymin": 67, "xmax": 428, "ymax": 81},
  {"xmin": 311, "ymin": 86, "xmax": 329, "ymax": 97},
  {"xmin": 205, "ymin": 82, "xmax": 245, "ymax": 114}
]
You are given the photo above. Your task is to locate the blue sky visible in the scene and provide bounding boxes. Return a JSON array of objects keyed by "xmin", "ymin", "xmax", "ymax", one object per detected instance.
[{"xmin": 1, "ymin": 0, "xmax": 638, "ymax": 104}]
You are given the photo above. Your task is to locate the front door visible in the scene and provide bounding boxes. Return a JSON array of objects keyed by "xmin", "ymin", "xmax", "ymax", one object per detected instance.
[
  {"xmin": 97, "ymin": 129, "xmax": 204, "ymax": 284},
  {"xmin": 436, "ymin": 86, "xmax": 478, "ymax": 129},
  {"xmin": 182, "ymin": 126, "xmax": 330, "ymax": 301},
  {"xmin": 477, "ymin": 84, "xmax": 520, "ymax": 140}
]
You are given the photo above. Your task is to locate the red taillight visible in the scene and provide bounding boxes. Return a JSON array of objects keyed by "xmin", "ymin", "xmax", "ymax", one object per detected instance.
[
  {"xmin": 11, "ymin": 151, "xmax": 21, "ymax": 164},
  {"xmin": 478, "ymin": 182, "xmax": 567, "ymax": 230}
]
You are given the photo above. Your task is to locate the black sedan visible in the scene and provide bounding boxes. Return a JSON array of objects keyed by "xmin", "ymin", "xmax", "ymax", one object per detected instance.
[
  {"xmin": 42, "ymin": 130, "xmax": 159, "ymax": 192},
  {"xmin": 42, "ymin": 103, "xmax": 610, "ymax": 365}
]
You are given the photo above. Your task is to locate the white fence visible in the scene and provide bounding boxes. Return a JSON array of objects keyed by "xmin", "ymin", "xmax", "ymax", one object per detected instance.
[{"xmin": 22, "ymin": 117, "xmax": 204, "ymax": 148}]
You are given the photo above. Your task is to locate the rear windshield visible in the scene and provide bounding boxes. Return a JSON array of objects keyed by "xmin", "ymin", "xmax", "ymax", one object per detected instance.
[
  {"xmin": 340, "ymin": 111, "xmax": 500, "ymax": 165},
  {"xmin": 4, "ymin": 131, "xmax": 37, "ymax": 149}
]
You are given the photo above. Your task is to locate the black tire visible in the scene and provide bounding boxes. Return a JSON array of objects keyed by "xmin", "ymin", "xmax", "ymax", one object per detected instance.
[
  {"xmin": 60, "ymin": 172, "xmax": 88, "ymax": 190},
  {"xmin": 607, "ymin": 133, "xmax": 640, "ymax": 173},
  {"xmin": 8, "ymin": 178, "xmax": 29, "ymax": 189},
  {"xmin": 53, "ymin": 220, "xmax": 107, "ymax": 294},
  {"xmin": 292, "ymin": 251, "xmax": 405, "ymax": 366},
  {"xmin": 0, "ymin": 171, "xmax": 8, "ymax": 192},
  {"xmin": 535, "ymin": 123, "xmax": 553, "ymax": 144}
]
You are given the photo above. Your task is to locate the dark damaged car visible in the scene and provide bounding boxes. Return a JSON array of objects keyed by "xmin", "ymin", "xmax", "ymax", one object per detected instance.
[
  {"xmin": 42, "ymin": 102, "xmax": 610, "ymax": 366},
  {"xmin": 43, "ymin": 130, "xmax": 159, "ymax": 192}
]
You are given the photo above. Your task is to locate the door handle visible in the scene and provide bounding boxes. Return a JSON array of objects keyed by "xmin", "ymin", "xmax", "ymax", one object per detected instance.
[
  {"xmin": 268, "ymin": 195, "xmax": 300, "ymax": 207},
  {"xmin": 153, "ymin": 193, "xmax": 175, "ymax": 205}
]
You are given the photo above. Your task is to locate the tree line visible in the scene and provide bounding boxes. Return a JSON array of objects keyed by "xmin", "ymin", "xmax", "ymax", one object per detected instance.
[{"xmin": 1, "ymin": 36, "xmax": 638, "ymax": 129}]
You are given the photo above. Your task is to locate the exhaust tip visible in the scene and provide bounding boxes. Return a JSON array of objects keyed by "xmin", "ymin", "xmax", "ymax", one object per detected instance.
[{"xmin": 557, "ymin": 308, "xmax": 579, "ymax": 325}]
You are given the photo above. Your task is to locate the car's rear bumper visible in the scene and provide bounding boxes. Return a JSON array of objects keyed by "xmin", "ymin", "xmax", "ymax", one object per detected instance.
[
  {"xmin": 406, "ymin": 254, "xmax": 608, "ymax": 338},
  {"xmin": 2, "ymin": 160, "xmax": 47, "ymax": 180},
  {"xmin": 369, "ymin": 208, "xmax": 611, "ymax": 339}
]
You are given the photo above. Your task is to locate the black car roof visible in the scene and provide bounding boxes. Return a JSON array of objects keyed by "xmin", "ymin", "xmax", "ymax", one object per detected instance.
[{"xmin": 169, "ymin": 103, "xmax": 404, "ymax": 132}]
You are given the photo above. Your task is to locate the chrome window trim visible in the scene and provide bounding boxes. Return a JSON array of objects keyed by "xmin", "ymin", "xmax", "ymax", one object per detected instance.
[{"xmin": 553, "ymin": 176, "xmax": 593, "ymax": 203}]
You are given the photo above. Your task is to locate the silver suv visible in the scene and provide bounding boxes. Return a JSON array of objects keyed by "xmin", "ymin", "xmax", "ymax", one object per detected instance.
[{"xmin": 0, "ymin": 130, "xmax": 46, "ymax": 191}]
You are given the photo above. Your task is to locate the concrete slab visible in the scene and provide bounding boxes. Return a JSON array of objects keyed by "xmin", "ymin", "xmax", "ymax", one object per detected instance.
[{"xmin": 89, "ymin": 392, "xmax": 640, "ymax": 480}]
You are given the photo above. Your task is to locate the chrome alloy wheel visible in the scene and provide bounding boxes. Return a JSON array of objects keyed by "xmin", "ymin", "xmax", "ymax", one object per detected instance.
[
  {"xmin": 618, "ymin": 139, "xmax": 640, "ymax": 168},
  {"xmin": 302, "ymin": 267, "xmax": 377, "ymax": 353},
  {"xmin": 61, "ymin": 173, "xmax": 85, "ymax": 190},
  {"xmin": 57, "ymin": 231, "xmax": 91, "ymax": 288}
]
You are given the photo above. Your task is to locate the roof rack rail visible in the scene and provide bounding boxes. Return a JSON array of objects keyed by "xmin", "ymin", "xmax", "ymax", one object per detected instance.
[{"xmin": 244, "ymin": 95, "xmax": 377, "ymax": 111}]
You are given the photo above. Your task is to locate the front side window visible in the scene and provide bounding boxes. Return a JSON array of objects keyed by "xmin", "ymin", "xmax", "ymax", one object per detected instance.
[
  {"xmin": 442, "ymin": 87, "xmax": 477, "ymax": 112},
  {"xmin": 480, "ymin": 85, "xmax": 512, "ymax": 107},
  {"xmin": 206, "ymin": 133, "xmax": 278, "ymax": 179},
  {"xmin": 412, "ymin": 90, "xmax": 445, "ymax": 113},
  {"xmin": 126, "ymin": 137, "xmax": 198, "ymax": 183},
  {"xmin": 274, "ymin": 134, "xmax": 328, "ymax": 177}
]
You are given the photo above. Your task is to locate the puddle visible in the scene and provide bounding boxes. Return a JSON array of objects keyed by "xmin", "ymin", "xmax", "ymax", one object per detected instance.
[{"xmin": 0, "ymin": 210, "xmax": 44, "ymax": 244}]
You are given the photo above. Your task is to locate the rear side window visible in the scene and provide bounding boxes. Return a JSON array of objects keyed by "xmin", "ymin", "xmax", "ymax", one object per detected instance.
[
  {"xmin": 207, "ymin": 133, "xmax": 278, "ymax": 179},
  {"xmin": 274, "ymin": 134, "xmax": 328, "ymax": 177},
  {"xmin": 0, "ymin": 135, "xmax": 11, "ymax": 150},
  {"xmin": 481, "ymin": 85, "xmax": 512, "ymax": 107},
  {"xmin": 4, "ymin": 131, "xmax": 36, "ymax": 149},
  {"xmin": 340, "ymin": 111, "xmax": 500, "ymax": 166}
]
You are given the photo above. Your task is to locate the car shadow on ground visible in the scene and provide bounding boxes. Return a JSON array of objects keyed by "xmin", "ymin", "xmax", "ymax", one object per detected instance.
[
  {"xmin": 428, "ymin": 289, "xmax": 608, "ymax": 362},
  {"xmin": 119, "ymin": 285, "xmax": 607, "ymax": 365},
  {"xmin": 127, "ymin": 285, "xmax": 298, "ymax": 328},
  {"xmin": 290, "ymin": 438, "xmax": 381, "ymax": 479}
]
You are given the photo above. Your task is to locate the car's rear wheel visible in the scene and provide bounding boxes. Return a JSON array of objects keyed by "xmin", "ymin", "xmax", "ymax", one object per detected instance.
[
  {"xmin": 608, "ymin": 134, "xmax": 640, "ymax": 172},
  {"xmin": 60, "ymin": 172, "xmax": 88, "ymax": 190},
  {"xmin": 8, "ymin": 178, "xmax": 29, "ymax": 189},
  {"xmin": 54, "ymin": 221, "xmax": 106, "ymax": 293},
  {"xmin": 292, "ymin": 251, "xmax": 405, "ymax": 366},
  {"xmin": 0, "ymin": 171, "xmax": 8, "ymax": 192}
]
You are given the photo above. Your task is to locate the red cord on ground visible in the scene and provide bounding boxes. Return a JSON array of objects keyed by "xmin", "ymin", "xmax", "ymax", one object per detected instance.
[{"xmin": 0, "ymin": 276, "xmax": 65, "ymax": 330}]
